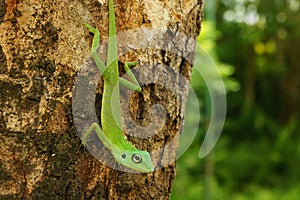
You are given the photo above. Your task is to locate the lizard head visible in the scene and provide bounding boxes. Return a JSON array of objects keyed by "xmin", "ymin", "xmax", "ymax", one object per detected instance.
[{"xmin": 112, "ymin": 148, "xmax": 154, "ymax": 173}]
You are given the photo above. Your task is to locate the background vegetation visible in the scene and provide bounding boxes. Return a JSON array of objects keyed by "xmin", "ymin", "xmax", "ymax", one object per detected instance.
[{"xmin": 171, "ymin": 0, "xmax": 300, "ymax": 199}]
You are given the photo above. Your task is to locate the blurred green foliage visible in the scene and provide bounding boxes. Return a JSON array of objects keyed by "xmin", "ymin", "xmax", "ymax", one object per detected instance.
[{"xmin": 171, "ymin": 0, "xmax": 300, "ymax": 199}]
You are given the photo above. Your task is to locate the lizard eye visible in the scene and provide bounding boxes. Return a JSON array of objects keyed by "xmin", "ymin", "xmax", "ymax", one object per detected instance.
[{"xmin": 132, "ymin": 154, "xmax": 142, "ymax": 164}]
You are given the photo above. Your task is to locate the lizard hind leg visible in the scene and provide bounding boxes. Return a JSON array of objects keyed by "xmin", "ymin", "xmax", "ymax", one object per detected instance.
[
  {"xmin": 84, "ymin": 23, "xmax": 106, "ymax": 74},
  {"xmin": 119, "ymin": 62, "xmax": 142, "ymax": 92}
]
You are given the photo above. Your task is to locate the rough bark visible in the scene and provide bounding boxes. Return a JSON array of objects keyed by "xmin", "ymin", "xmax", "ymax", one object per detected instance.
[{"xmin": 0, "ymin": 0, "xmax": 203, "ymax": 199}]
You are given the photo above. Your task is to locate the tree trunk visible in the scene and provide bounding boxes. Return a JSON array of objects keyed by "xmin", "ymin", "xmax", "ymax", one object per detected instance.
[{"xmin": 0, "ymin": 0, "xmax": 203, "ymax": 199}]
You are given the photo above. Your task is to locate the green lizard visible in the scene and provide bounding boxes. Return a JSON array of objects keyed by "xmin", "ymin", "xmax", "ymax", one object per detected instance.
[
  {"xmin": 81, "ymin": 0, "xmax": 226, "ymax": 173},
  {"xmin": 82, "ymin": 0, "xmax": 154, "ymax": 173}
]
